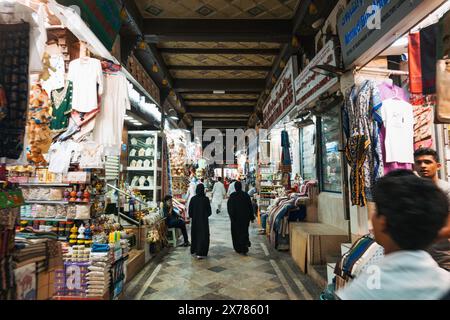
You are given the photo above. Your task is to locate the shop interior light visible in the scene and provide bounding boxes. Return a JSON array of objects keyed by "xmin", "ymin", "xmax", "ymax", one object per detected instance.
[{"xmin": 213, "ymin": 90, "xmax": 225, "ymax": 94}]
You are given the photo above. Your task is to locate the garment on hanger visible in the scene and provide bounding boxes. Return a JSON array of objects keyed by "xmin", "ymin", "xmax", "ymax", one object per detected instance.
[
  {"xmin": 0, "ymin": 23, "xmax": 29, "ymax": 159},
  {"xmin": 409, "ymin": 24, "xmax": 439, "ymax": 95},
  {"xmin": 47, "ymin": 140, "xmax": 80, "ymax": 174},
  {"xmin": 0, "ymin": 2, "xmax": 47, "ymax": 73},
  {"xmin": 92, "ymin": 63, "xmax": 130, "ymax": 156},
  {"xmin": 437, "ymin": 10, "xmax": 450, "ymax": 59},
  {"xmin": 343, "ymin": 80, "xmax": 384, "ymax": 204},
  {"xmin": 67, "ymin": 57, "xmax": 103, "ymax": 113},
  {"xmin": 27, "ymin": 83, "xmax": 53, "ymax": 165},
  {"xmin": 435, "ymin": 59, "xmax": 450, "ymax": 123},
  {"xmin": 42, "ymin": 53, "xmax": 65, "ymax": 94},
  {"xmin": 377, "ymin": 82, "xmax": 413, "ymax": 173},
  {"xmin": 378, "ymin": 82, "xmax": 409, "ymax": 102},
  {"xmin": 79, "ymin": 141, "xmax": 104, "ymax": 169},
  {"xmin": 49, "ymin": 81, "xmax": 73, "ymax": 132},
  {"xmin": 380, "ymin": 98, "xmax": 414, "ymax": 164}
]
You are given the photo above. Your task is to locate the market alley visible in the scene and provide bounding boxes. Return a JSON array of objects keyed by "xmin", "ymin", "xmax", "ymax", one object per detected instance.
[{"xmin": 124, "ymin": 202, "xmax": 322, "ymax": 300}]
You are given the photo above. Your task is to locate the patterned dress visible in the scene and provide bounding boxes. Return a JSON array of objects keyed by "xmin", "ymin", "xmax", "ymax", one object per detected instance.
[{"xmin": 344, "ymin": 80, "xmax": 384, "ymax": 205}]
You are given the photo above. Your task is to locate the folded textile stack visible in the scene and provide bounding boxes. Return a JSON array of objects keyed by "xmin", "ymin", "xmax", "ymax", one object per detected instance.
[
  {"xmin": 87, "ymin": 251, "xmax": 111, "ymax": 298},
  {"xmin": 14, "ymin": 238, "xmax": 47, "ymax": 264}
]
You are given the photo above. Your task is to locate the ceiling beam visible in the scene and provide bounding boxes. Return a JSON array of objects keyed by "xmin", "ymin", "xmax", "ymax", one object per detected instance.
[
  {"xmin": 160, "ymin": 48, "xmax": 279, "ymax": 55},
  {"xmin": 184, "ymin": 99, "xmax": 257, "ymax": 104},
  {"xmin": 186, "ymin": 106, "xmax": 254, "ymax": 114},
  {"xmin": 174, "ymin": 79, "xmax": 265, "ymax": 92},
  {"xmin": 201, "ymin": 121, "xmax": 248, "ymax": 128},
  {"xmin": 168, "ymin": 65, "xmax": 272, "ymax": 71},
  {"xmin": 189, "ymin": 114, "xmax": 250, "ymax": 120},
  {"xmin": 182, "ymin": 91, "xmax": 260, "ymax": 95},
  {"xmin": 256, "ymin": 0, "xmax": 311, "ymax": 113},
  {"xmin": 143, "ymin": 19, "xmax": 292, "ymax": 43}
]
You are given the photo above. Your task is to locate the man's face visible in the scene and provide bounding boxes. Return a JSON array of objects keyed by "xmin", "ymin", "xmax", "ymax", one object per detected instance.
[{"xmin": 414, "ymin": 155, "xmax": 440, "ymax": 179}]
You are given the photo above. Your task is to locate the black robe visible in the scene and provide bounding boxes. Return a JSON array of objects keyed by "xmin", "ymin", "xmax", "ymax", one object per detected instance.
[
  {"xmin": 189, "ymin": 193, "xmax": 212, "ymax": 256},
  {"xmin": 227, "ymin": 191, "xmax": 255, "ymax": 254}
]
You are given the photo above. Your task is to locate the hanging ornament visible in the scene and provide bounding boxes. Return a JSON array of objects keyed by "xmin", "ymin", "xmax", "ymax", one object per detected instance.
[
  {"xmin": 162, "ymin": 79, "xmax": 168, "ymax": 86},
  {"xmin": 169, "ymin": 89, "xmax": 175, "ymax": 96},
  {"xmin": 138, "ymin": 41, "xmax": 147, "ymax": 50},
  {"xmin": 120, "ymin": 8, "xmax": 128, "ymax": 21},
  {"xmin": 152, "ymin": 63, "xmax": 159, "ymax": 73},
  {"xmin": 279, "ymin": 59, "xmax": 286, "ymax": 69},
  {"xmin": 309, "ymin": 2, "xmax": 318, "ymax": 15},
  {"xmin": 271, "ymin": 75, "xmax": 277, "ymax": 85},
  {"xmin": 291, "ymin": 36, "xmax": 300, "ymax": 48}
]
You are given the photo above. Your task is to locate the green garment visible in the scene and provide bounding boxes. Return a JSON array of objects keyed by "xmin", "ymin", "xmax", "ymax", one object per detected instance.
[{"xmin": 50, "ymin": 81, "xmax": 73, "ymax": 132}]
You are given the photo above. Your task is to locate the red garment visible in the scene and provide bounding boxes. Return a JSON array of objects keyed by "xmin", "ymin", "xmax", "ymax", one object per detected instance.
[{"xmin": 408, "ymin": 32, "xmax": 423, "ymax": 94}]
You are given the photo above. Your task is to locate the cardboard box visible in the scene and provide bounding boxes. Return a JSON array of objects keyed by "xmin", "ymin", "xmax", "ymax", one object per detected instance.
[{"xmin": 290, "ymin": 222, "xmax": 348, "ymax": 274}]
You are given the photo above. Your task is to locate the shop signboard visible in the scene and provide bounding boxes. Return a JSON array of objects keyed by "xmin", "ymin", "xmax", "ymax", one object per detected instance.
[
  {"xmin": 57, "ymin": 0, "xmax": 122, "ymax": 50},
  {"xmin": 294, "ymin": 41, "xmax": 338, "ymax": 111},
  {"xmin": 337, "ymin": 0, "xmax": 445, "ymax": 68},
  {"xmin": 262, "ymin": 57, "xmax": 296, "ymax": 129}
]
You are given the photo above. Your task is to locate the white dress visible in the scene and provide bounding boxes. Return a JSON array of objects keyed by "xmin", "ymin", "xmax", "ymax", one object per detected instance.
[
  {"xmin": 93, "ymin": 71, "xmax": 131, "ymax": 156},
  {"xmin": 67, "ymin": 57, "xmax": 104, "ymax": 113}
]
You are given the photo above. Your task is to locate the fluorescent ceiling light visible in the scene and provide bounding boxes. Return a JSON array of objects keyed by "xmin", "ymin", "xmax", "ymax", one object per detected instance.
[
  {"xmin": 134, "ymin": 123, "xmax": 143, "ymax": 126},
  {"xmin": 213, "ymin": 90, "xmax": 225, "ymax": 94}
]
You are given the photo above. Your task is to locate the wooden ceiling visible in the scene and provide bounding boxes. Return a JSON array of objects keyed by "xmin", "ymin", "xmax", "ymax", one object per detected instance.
[
  {"xmin": 126, "ymin": 0, "xmax": 338, "ymax": 129},
  {"xmin": 136, "ymin": 0, "xmax": 300, "ymax": 19}
]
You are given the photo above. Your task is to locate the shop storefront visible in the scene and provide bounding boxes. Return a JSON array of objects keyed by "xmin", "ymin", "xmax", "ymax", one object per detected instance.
[
  {"xmin": 0, "ymin": 0, "xmax": 171, "ymax": 300},
  {"xmin": 282, "ymin": 0, "xmax": 450, "ymax": 286}
]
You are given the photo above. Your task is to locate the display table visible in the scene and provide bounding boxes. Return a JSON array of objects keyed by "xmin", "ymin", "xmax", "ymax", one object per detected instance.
[{"xmin": 289, "ymin": 222, "xmax": 348, "ymax": 274}]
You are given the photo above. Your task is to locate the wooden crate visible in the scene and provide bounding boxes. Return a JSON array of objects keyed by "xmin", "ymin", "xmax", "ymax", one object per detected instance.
[{"xmin": 290, "ymin": 222, "xmax": 348, "ymax": 274}]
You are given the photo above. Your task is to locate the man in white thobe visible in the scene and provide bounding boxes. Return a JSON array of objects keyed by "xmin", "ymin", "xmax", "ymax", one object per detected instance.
[{"xmin": 211, "ymin": 177, "xmax": 226, "ymax": 214}]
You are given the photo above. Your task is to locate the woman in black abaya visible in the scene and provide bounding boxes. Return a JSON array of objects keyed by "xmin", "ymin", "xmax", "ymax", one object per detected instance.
[
  {"xmin": 189, "ymin": 183, "xmax": 212, "ymax": 259},
  {"xmin": 227, "ymin": 181, "xmax": 255, "ymax": 255}
]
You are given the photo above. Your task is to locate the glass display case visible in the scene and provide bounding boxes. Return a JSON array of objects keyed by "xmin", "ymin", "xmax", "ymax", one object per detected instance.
[
  {"xmin": 300, "ymin": 124, "xmax": 317, "ymax": 181},
  {"xmin": 127, "ymin": 131, "xmax": 162, "ymax": 204},
  {"xmin": 319, "ymin": 108, "xmax": 342, "ymax": 193}
]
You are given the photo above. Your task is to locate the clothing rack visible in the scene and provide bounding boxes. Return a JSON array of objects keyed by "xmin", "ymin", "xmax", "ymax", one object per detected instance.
[{"xmin": 356, "ymin": 67, "xmax": 409, "ymax": 76}]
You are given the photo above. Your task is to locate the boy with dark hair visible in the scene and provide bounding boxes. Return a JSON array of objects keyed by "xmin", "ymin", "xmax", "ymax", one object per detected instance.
[
  {"xmin": 337, "ymin": 172, "xmax": 450, "ymax": 299},
  {"xmin": 414, "ymin": 147, "xmax": 450, "ymax": 271}
]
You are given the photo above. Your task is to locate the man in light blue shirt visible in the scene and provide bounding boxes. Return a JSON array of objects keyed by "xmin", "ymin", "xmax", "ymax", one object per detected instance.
[{"xmin": 337, "ymin": 172, "xmax": 450, "ymax": 300}]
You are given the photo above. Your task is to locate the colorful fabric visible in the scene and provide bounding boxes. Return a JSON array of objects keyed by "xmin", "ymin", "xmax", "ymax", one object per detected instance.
[
  {"xmin": 344, "ymin": 80, "xmax": 383, "ymax": 204},
  {"xmin": 420, "ymin": 24, "xmax": 438, "ymax": 94},
  {"xmin": 345, "ymin": 135, "xmax": 369, "ymax": 206},
  {"xmin": 49, "ymin": 81, "xmax": 73, "ymax": 132},
  {"xmin": 409, "ymin": 32, "xmax": 423, "ymax": 94}
]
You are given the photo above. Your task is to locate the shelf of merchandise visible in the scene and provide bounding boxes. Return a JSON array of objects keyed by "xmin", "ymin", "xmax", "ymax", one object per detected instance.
[
  {"xmin": 24, "ymin": 200, "xmax": 93, "ymax": 205},
  {"xmin": 127, "ymin": 131, "xmax": 162, "ymax": 203},
  {"xmin": 20, "ymin": 217, "xmax": 90, "ymax": 222},
  {"xmin": 127, "ymin": 167, "xmax": 156, "ymax": 171},
  {"xmin": 20, "ymin": 183, "xmax": 71, "ymax": 187},
  {"xmin": 21, "ymin": 217, "xmax": 69, "ymax": 221},
  {"xmin": 131, "ymin": 186, "xmax": 161, "ymax": 191}
]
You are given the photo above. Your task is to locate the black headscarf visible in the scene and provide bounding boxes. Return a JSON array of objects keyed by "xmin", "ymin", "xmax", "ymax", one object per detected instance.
[
  {"xmin": 196, "ymin": 183, "xmax": 205, "ymax": 196},
  {"xmin": 234, "ymin": 181, "xmax": 242, "ymax": 192}
]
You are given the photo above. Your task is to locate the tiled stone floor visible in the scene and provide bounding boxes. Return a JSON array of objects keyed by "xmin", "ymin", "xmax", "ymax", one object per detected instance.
[{"xmin": 125, "ymin": 200, "xmax": 322, "ymax": 300}]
